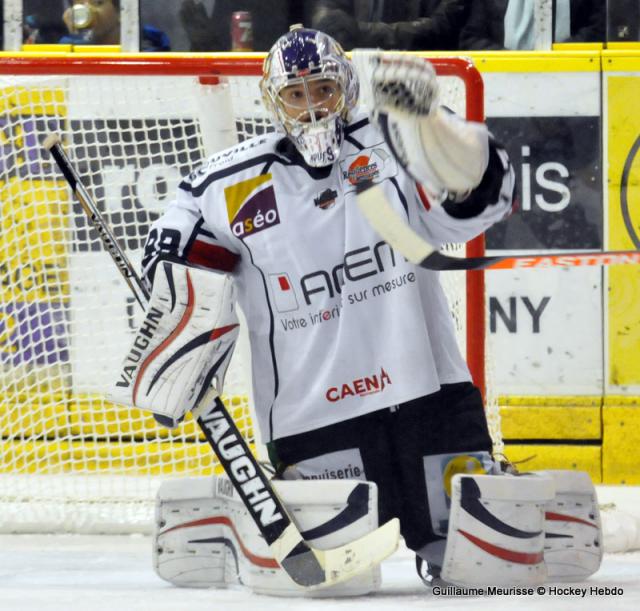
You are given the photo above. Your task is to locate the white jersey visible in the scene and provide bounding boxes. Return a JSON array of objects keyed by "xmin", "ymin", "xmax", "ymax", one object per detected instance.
[{"xmin": 142, "ymin": 109, "xmax": 514, "ymax": 441}]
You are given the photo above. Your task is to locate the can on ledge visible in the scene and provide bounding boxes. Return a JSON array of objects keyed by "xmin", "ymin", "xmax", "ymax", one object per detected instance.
[
  {"xmin": 71, "ymin": 3, "xmax": 94, "ymax": 29},
  {"xmin": 231, "ymin": 11, "xmax": 253, "ymax": 52}
]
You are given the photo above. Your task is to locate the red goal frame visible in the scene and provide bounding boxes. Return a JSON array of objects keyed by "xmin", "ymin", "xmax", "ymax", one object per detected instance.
[{"xmin": 0, "ymin": 53, "xmax": 486, "ymax": 399}]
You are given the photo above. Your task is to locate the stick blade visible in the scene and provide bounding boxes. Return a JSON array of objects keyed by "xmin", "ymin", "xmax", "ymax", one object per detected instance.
[
  {"xmin": 356, "ymin": 184, "xmax": 434, "ymax": 264},
  {"xmin": 273, "ymin": 517, "xmax": 400, "ymax": 589},
  {"xmin": 312, "ymin": 517, "xmax": 400, "ymax": 588}
]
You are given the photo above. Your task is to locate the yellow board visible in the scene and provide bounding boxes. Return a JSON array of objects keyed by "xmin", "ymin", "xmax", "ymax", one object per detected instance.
[
  {"xmin": 67, "ymin": 394, "xmax": 253, "ymax": 442},
  {"xmin": 0, "ymin": 440, "xmax": 216, "ymax": 475},
  {"xmin": 0, "ymin": 392, "xmax": 70, "ymax": 439},
  {"xmin": 603, "ymin": 49, "xmax": 640, "ymax": 72},
  {"xmin": 0, "ymin": 179, "xmax": 70, "ymax": 304},
  {"xmin": 20, "ymin": 44, "xmax": 73, "ymax": 53},
  {"xmin": 500, "ymin": 404, "xmax": 601, "ymax": 440},
  {"xmin": 0, "ymin": 439, "xmax": 258, "ymax": 475},
  {"xmin": 503, "ymin": 444, "xmax": 601, "ymax": 482},
  {"xmin": 606, "ymin": 76, "xmax": 640, "ymax": 388},
  {"xmin": 68, "ymin": 396, "xmax": 200, "ymax": 441},
  {"xmin": 411, "ymin": 50, "xmax": 602, "ymax": 73},
  {"xmin": 73, "ymin": 45, "xmax": 121, "ymax": 53},
  {"xmin": 553, "ymin": 43, "xmax": 604, "ymax": 51},
  {"xmin": 603, "ymin": 402, "xmax": 640, "ymax": 484},
  {"xmin": 0, "ymin": 86, "xmax": 66, "ymax": 116}
]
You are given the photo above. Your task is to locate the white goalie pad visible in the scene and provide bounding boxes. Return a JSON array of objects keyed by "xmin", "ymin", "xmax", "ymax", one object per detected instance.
[
  {"xmin": 539, "ymin": 470, "xmax": 603, "ymax": 581},
  {"xmin": 109, "ymin": 261, "xmax": 239, "ymax": 423},
  {"xmin": 442, "ymin": 473, "xmax": 555, "ymax": 587},
  {"xmin": 154, "ymin": 476, "xmax": 382, "ymax": 597},
  {"xmin": 601, "ymin": 504, "xmax": 640, "ymax": 553},
  {"xmin": 351, "ymin": 50, "xmax": 489, "ymax": 198}
]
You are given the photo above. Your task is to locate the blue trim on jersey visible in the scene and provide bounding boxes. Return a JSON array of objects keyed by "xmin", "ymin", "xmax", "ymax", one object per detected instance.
[
  {"xmin": 238, "ymin": 239, "xmax": 280, "ymax": 442},
  {"xmin": 199, "ymin": 228, "xmax": 217, "ymax": 239},
  {"xmin": 180, "ymin": 154, "xmax": 285, "ymax": 196},
  {"xmin": 344, "ymin": 117, "xmax": 369, "ymax": 135},
  {"xmin": 344, "ymin": 134, "xmax": 365, "ymax": 150},
  {"xmin": 343, "ymin": 117, "xmax": 368, "ymax": 154},
  {"xmin": 390, "ymin": 176, "xmax": 410, "ymax": 216},
  {"xmin": 182, "ymin": 216, "xmax": 205, "ymax": 260},
  {"xmin": 182, "ymin": 143, "xmax": 335, "ymax": 198}
]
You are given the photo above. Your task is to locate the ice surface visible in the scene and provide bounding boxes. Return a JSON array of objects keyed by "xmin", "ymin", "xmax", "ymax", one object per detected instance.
[{"xmin": 1, "ymin": 533, "xmax": 639, "ymax": 611}]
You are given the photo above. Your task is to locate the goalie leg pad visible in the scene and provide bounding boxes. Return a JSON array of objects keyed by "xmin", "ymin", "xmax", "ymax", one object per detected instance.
[
  {"xmin": 154, "ymin": 477, "xmax": 230, "ymax": 588},
  {"xmin": 539, "ymin": 470, "xmax": 603, "ymax": 581},
  {"xmin": 441, "ymin": 473, "xmax": 555, "ymax": 586},
  {"xmin": 109, "ymin": 261, "xmax": 239, "ymax": 424},
  {"xmin": 601, "ymin": 504, "xmax": 640, "ymax": 553},
  {"xmin": 154, "ymin": 475, "xmax": 382, "ymax": 597},
  {"xmin": 422, "ymin": 451, "xmax": 496, "ymax": 542}
]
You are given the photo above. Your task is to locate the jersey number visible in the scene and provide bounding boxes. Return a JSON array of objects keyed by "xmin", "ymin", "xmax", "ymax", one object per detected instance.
[{"xmin": 142, "ymin": 228, "xmax": 181, "ymax": 269}]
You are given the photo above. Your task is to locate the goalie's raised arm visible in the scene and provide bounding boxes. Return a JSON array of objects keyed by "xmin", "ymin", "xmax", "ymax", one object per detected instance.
[
  {"xmin": 351, "ymin": 50, "xmax": 492, "ymax": 200},
  {"xmin": 352, "ymin": 50, "xmax": 515, "ymax": 249}
]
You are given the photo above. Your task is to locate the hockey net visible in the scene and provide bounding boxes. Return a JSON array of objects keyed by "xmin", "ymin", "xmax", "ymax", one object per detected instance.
[{"xmin": 0, "ymin": 54, "xmax": 496, "ymax": 533}]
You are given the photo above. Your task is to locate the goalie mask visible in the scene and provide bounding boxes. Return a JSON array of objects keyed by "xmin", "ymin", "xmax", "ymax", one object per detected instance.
[{"xmin": 260, "ymin": 27, "xmax": 358, "ymax": 167}]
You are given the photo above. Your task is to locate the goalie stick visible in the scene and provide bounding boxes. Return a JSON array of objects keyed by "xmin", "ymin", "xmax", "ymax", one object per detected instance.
[
  {"xmin": 43, "ymin": 133, "xmax": 400, "ymax": 589},
  {"xmin": 357, "ymin": 184, "xmax": 640, "ymax": 270}
]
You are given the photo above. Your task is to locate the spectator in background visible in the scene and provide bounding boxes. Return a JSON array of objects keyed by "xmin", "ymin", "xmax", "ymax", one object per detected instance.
[
  {"xmin": 24, "ymin": 0, "xmax": 68, "ymax": 44},
  {"xmin": 61, "ymin": 0, "xmax": 170, "ymax": 51},
  {"xmin": 179, "ymin": 0, "xmax": 306, "ymax": 51},
  {"xmin": 459, "ymin": 0, "xmax": 605, "ymax": 50},
  {"xmin": 310, "ymin": 0, "xmax": 469, "ymax": 50}
]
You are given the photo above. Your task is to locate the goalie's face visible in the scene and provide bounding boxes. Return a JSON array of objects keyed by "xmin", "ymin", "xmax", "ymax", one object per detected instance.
[{"xmin": 278, "ymin": 77, "xmax": 344, "ymax": 124}]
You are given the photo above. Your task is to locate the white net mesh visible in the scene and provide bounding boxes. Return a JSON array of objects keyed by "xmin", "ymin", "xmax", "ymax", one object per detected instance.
[{"xmin": 0, "ymin": 56, "xmax": 492, "ymax": 533}]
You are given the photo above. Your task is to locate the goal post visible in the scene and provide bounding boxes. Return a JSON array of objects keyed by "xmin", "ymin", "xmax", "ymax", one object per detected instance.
[{"xmin": 0, "ymin": 53, "xmax": 493, "ymax": 533}]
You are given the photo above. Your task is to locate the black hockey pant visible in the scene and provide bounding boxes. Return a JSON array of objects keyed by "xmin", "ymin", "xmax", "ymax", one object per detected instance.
[{"xmin": 267, "ymin": 381, "xmax": 493, "ymax": 551}]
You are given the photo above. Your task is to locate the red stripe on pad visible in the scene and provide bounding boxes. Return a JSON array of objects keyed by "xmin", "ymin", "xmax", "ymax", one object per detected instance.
[
  {"xmin": 458, "ymin": 529, "xmax": 544, "ymax": 565},
  {"xmin": 210, "ymin": 324, "xmax": 239, "ymax": 341},
  {"xmin": 545, "ymin": 512, "xmax": 598, "ymax": 528},
  {"xmin": 133, "ymin": 269, "xmax": 195, "ymax": 404},
  {"xmin": 160, "ymin": 515, "xmax": 279, "ymax": 568}
]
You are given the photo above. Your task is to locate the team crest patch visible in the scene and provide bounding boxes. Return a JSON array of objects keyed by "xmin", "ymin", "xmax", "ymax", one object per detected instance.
[
  {"xmin": 225, "ymin": 174, "xmax": 280, "ymax": 239},
  {"xmin": 340, "ymin": 144, "xmax": 398, "ymax": 193},
  {"xmin": 314, "ymin": 188, "xmax": 338, "ymax": 210}
]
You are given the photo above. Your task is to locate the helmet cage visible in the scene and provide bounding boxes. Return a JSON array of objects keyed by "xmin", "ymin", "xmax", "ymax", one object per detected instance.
[
  {"xmin": 273, "ymin": 72, "xmax": 347, "ymax": 136},
  {"xmin": 260, "ymin": 28, "xmax": 358, "ymax": 166}
]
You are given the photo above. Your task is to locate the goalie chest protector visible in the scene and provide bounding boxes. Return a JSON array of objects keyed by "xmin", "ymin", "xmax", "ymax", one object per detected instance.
[{"xmin": 149, "ymin": 110, "xmax": 510, "ymax": 440}]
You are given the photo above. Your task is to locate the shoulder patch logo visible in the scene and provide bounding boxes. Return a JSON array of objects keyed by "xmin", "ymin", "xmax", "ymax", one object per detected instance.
[
  {"xmin": 345, "ymin": 155, "xmax": 379, "ymax": 186},
  {"xmin": 225, "ymin": 174, "xmax": 280, "ymax": 239},
  {"xmin": 340, "ymin": 145, "xmax": 398, "ymax": 192}
]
